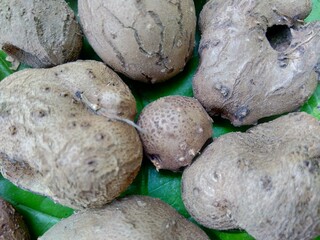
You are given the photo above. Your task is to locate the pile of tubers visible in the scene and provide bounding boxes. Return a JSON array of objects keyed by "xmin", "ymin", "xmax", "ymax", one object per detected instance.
[{"xmin": 0, "ymin": 0, "xmax": 320, "ymax": 239}]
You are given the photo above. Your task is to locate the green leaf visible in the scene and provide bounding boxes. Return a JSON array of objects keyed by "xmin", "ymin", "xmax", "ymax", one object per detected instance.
[
  {"xmin": 306, "ymin": 0, "xmax": 320, "ymax": 22},
  {"xmin": 0, "ymin": 51, "xmax": 13, "ymax": 79},
  {"xmin": 301, "ymin": 84, "xmax": 320, "ymax": 119},
  {"xmin": 0, "ymin": 1, "xmax": 320, "ymax": 240},
  {"xmin": 205, "ymin": 230, "xmax": 256, "ymax": 240},
  {"xmin": 0, "ymin": 175, "xmax": 74, "ymax": 239}
]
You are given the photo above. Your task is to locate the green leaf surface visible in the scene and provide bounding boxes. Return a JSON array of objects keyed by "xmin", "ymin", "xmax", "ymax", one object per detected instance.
[
  {"xmin": 306, "ymin": 0, "xmax": 320, "ymax": 22},
  {"xmin": 301, "ymin": 84, "xmax": 320, "ymax": 119},
  {"xmin": 0, "ymin": 51, "xmax": 13, "ymax": 79},
  {"xmin": 0, "ymin": 175, "xmax": 73, "ymax": 238},
  {"xmin": 0, "ymin": 1, "xmax": 319, "ymax": 240}
]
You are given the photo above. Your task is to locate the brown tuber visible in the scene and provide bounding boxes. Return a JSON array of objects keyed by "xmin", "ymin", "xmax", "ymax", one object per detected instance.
[
  {"xmin": 0, "ymin": 0, "xmax": 82, "ymax": 68},
  {"xmin": 39, "ymin": 195, "xmax": 210, "ymax": 240},
  {"xmin": 137, "ymin": 96, "xmax": 213, "ymax": 171},
  {"xmin": 193, "ymin": 0, "xmax": 320, "ymax": 126},
  {"xmin": 78, "ymin": 0, "xmax": 196, "ymax": 83},
  {"xmin": 0, "ymin": 60, "xmax": 142, "ymax": 209},
  {"xmin": 182, "ymin": 112, "xmax": 320, "ymax": 240},
  {"xmin": 0, "ymin": 198, "xmax": 30, "ymax": 240}
]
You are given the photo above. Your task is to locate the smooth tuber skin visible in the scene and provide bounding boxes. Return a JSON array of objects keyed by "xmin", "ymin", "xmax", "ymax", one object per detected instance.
[
  {"xmin": 0, "ymin": 0, "xmax": 82, "ymax": 68},
  {"xmin": 193, "ymin": 0, "xmax": 320, "ymax": 126},
  {"xmin": 39, "ymin": 195, "xmax": 210, "ymax": 240},
  {"xmin": 78, "ymin": 0, "xmax": 196, "ymax": 83},
  {"xmin": 182, "ymin": 112, "xmax": 320, "ymax": 240},
  {"xmin": 138, "ymin": 96, "xmax": 213, "ymax": 171},
  {"xmin": 0, "ymin": 60, "xmax": 142, "ymax": 210},
  {"xmin": 0, "ymin": 198, "xmax": 30, "ymax": 240}
]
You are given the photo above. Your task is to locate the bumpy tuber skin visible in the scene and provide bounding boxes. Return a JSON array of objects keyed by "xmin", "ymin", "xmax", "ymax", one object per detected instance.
[
  {"xmin": 0, "ymin": 198, "xmax": 30, "ymax": 240},
  {"xmin": 0, "ymin": 60, "xmax": 142, "ymax": 209},
  {"xmin": 182, "ymin": 112, "xmax": 320, "ymax": 240},
  {"xmin": 137, "ymin": 96, "xmax": 213, "ymax": 171},
  {"xmin": 78, "ymin": 0, "xmax": 196, "ymax": 83},
  {"xmin": 39, "ymin": 195, "xmax": 210, "ymax": 240},
  {"xmin": 193, "ymin": 0, "xmax": 320, "ymax": 126},
  {"xmin": 0, "ymin": 0, "xmax": 82, "ymax": 68}
]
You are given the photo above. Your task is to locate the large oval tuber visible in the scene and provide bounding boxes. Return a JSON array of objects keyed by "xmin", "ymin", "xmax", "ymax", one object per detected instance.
[
  {"xmin": 0, "ymin": 60, "xmax": 142, "ymax": 209},
  {"xmin": 78, "ymin": 0, "xmax": 196, "ymax": 83},
  {"xmin": 182, "ymin": 112, "xmax": 320, "ymax": 240},
  {"xmin": 39, "ymin": 195, "xmax": 210, "ymax": 240},
  {"xmin": 0, "ymin": 0, "xmax": 82, "ymax": 68},
  {"xmin": 193, "ymin": 0, "xmax": 320, "ymax": 126}
]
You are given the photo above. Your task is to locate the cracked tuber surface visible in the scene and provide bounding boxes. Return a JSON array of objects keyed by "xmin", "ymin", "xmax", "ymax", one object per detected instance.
[
  {"xmin": 0, "ymin": 0, "xmax": 82, "ymax": 68},
  {"xmin": 193, "ymin": 0, "xmax": 320, "ymax": 126},
  {"xmin": 78, "ymin": 0, "xmax": 196, "ymax": 83},
  {"xmin": 182, "ymin": 112, "xmax": 320, "ymax": 240}
]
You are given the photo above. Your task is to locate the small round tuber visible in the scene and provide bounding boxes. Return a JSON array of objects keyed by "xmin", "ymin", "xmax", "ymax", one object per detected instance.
[{"xmin": 137, "ymin": 96, "xmax": 213, "ymax": 171}]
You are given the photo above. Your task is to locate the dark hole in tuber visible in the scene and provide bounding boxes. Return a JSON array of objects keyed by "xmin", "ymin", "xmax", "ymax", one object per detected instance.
[
  {"xmin": 148, "ymin": 154, "xmax": 161, "ymax": 162},
  {"xmin": 266, "ymin": 25, "xmax": 292, "ymax": 52}
]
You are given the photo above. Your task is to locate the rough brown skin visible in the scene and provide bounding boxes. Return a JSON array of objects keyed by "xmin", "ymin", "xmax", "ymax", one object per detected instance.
[
  {"xmin": 0, "ymin": 0, "xmax": 82, "ymax": 68},
  {"xmin": 138, "ymin": 96, "xmax": 213, "ymax": 171},
  {"xmin": 39, "ymin": 195, "xmax": 210, "ymax": 240},
  {"xmin": 78, "ymin": 0, "xmax": 196, "ymax": 83},
  {"xmin": 0, "ymin": 60, "xmax": 142, "ymax": 209},
  {"xmin": 182, "ymin": 112, "xmax": 320, "ymax": 240},
  {"xmin": 193, "ymin": 0, "xmax": 320, "ymax": 126},
  {"xmin": 0, "ymin": 198, "xmax": 30, "ymax": 240}
]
